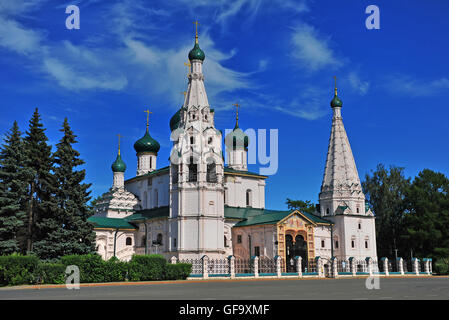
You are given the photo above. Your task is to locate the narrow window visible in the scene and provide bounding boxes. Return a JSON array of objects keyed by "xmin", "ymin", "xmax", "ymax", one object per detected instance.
[
  {"xmin": 207, "ymin": 163, "xmax": 217, "ymax": 182},
  {"xmin": 335, "ymin": 240, "xmax": 339, "ymax": 249},
  {"xmin": 321, "ymin": 240, "xmax": 325, "ymax": 248},
  {"xmin": 237, "ymin": 235, "xmax": 242, "ymax": 244},
  {"xmin": 208, "ymin": 137, "xmax": 212, "ymax": 144},
  {"xmin": 356, "ymin": 207, "xmax": 360, "ymax": 213},
  {"xmin": 326, "ymin": 208, "xmax": 329, "ymax": 215},
  {"xmin": 126, "ymin": 237, "xmax": 132, "ymax": 246},
  {"xmin": 365, "ymin": 241, "xmax": 368, "ymax": 249},
  {"xmin": 156, "ymin": 233, "xmax": 163, "ymax": 245},
  {"xmin": 224, "ymin": 236, "xmax": 228, "ymax": 247},
  {"xmin": 358, "ymin": 223, "xmax": 361, "ymax": 230},
  {"xmin": 351, "ymin": 240, "xmax": 355, "ymax": 248},
  {"xmin": 246, "ymin": 190, "xmax": 252, "ymax": 207},
  {"xmin": 173, "ymin": 238, "xmax": 177, "ymax": 247},
  {"xmin": 254, "ymin": 246, "xmax": 260, "ymax": 257},
  {"xmin": 188, "ymin": 156, "xmax": 197, "ymax": 182}
]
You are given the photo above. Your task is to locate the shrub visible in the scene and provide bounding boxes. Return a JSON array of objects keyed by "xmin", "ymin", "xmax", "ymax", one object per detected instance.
[
  {"xmin": 128, "ymin": 254, "xmax": 166, "ymax": 281},
  {"xmin": 434, "ymin": 258, "xmax": 449, "ymax": 275},
  {"xmin": 60, "ymin": 254, "xmax": 105, "ymax": 283},
  {"xmin": 102, "ymin": 257, "xmax": 128, "ymax": 282},
  {"xmin": 0, "ymin": 254, "xmax": 39, "ymax": 286},
  {"xmin": 165, "ymin": 263, "xmax": 192, "ymax": 280},
  {"xmin": 35, "ymin": 263, "xmax": 66, "ymax": 284}
]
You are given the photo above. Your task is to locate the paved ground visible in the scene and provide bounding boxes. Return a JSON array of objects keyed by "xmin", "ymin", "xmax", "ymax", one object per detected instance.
[{"xmin": 0, "ymin": 276, "xmax": 448, "ymax": 300}]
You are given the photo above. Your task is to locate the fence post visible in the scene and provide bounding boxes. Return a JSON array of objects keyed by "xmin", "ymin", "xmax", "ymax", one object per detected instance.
[
  {"xmin": 366, "ymin": 257, "xmax": 373, "ymax": 276},
  {"xmin": 412, "ymin": 258, "xmax": 419, "ymax": 275},
  {"xmin": 253, "ymin": 256, "xmax": 259, "ymax": 278},
  {"xmin": 429, "ymin": 258, "xmax": 433, "ymax": 274},
  {"xmin": 202, "ymin": 255, "xmax": 209, "ymax": 279},
  {"xmin": 316, "ymin": 257, "xmax": 324, "ymax": 278},
  {"xmin": 295, "ymin": 256, "xmax": 302, "ymax": 278},
  {"xmin": 331, "ymin": 257, "xmax": 338, "ymax": 278},
  {"xmin": 349, "ymin": 257, "xmax": 356, "ymax": 276},
  {"xmin": 382, "ymin": 257, "xmax": 389, "ymax": 277},
  {"xmin": 397, "ymin": 257, "xmax": 404, "ymax": 275},
  {"xmin": 275, "ymin": 255, "xmax": 282, "ymax": 278},
  {"xmin": 170, "ymin": 256, "xmax": 177, "ymax": 264},
  {"xmin": 228, "ymin": 255, "xmax": 235, "ymax": 279}
]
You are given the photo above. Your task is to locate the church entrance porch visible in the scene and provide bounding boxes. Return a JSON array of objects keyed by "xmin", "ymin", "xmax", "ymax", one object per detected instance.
[
  {"xmin": 277, "ymin": 211, "xmax": 316, "ymax": 273},
  {"xmin": 285, "ymin": 234, "xmax": 308, "ymax": 272}
]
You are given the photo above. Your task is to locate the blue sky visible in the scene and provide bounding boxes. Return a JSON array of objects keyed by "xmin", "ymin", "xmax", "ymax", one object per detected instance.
[{"xmin": 1, "ymin": 0, "xmax": 449, "ymax": 209}]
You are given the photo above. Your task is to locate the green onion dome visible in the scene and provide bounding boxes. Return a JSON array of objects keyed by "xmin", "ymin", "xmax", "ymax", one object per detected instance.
[
  {"xmin": 330, "ymin": 94, "xmax": 342, "ymax": 108},
  {"xmin": 225, "ymin": 124, "xmax": 249, "ymax": 150},
  {"xmin": 170, "ymin": 107, "xmax": 182, "ymax": 131},
  {"xmin": 111, "ymin": 154, "xmax": 126, "ymax": 172},
  {"xmin": 188, "ymin": 43, "xmax": 205, "ymax": 61},
  {"xmin": 134, "ymin": 130, "xmax": 160, "ymax": 154}
]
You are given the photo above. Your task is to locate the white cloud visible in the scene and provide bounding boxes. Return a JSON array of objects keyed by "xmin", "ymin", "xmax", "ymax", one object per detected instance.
[
  {"xmin": 347, "ymin": 72, "xmax": 370, "ymax": 96},
  {"xmin": 290, "ymin": 23, "xmax": 343, "ymax": 72},
  {"xmin": 385, "ymin": 74, "xmax": 449, "ymax": 97}
]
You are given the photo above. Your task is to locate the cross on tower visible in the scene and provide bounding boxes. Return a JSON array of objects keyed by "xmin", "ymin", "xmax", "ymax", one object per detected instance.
[
  {"xmin": 117, "ymin": 133, "xmax": 122, "ymax": 155},
  {"xmin": 193, "ymin": 20, "xmax": 200, "ymax": 43},
  {"xmin": 184, "ymin": 62, "xmax": 191, "ymax": 76},
  {"xmin": 144, "ymin": 109, "xmax": 152, "ymax": 131},
  {"xmin": 232, "ymin": 102, "xmax": 241, "ymax": 126}
]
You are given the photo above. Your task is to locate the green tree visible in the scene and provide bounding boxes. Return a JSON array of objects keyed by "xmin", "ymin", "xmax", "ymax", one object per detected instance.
[
  {"xmin": 23, "ymin": 108, "xmax": 56, "ymax": 254},
  {"xmin": 0, "ymin": 122, "xmax": 28, "ymax": 254},
  {"xmin": 403, "ymin": 169, "xmax": 449, "ymax": 260},
  {"xmin": 362, "ymin": 164, "xmax": 411, "ymax": 258},
  {"xmin": 286, "ymin": 199, "xmax": 316, "ymax": 214},
  {"xmin": 33, "ymin": 118, "xmax": 95, "ymax": 260}
]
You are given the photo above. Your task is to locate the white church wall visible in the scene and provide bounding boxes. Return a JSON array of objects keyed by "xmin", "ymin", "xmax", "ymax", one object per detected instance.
[{"xmin": 224, "ymin": 176, "xmax": 265, "ymax": 209}]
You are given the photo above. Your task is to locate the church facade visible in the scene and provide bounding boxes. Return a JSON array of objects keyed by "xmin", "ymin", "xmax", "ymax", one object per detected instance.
[{"xmin": 88, "ymin": 32, "xmax": 377, "ymax": 271}]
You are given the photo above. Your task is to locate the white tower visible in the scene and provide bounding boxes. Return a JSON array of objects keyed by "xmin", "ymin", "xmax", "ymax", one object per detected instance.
[
  {"xmin": 225, "ymin": 103, "xmax": 249, "ymax": 171},
  {"xmin": 134, "ymin": 110, "xmax": 160, "ymax": 176},
  {"xmin": 319, "ymin": 78, "xmax": 377, "ymax": 260},
  {"xmin": 168, "ymin": 23, "xmax": 225, "ymax": 259}
]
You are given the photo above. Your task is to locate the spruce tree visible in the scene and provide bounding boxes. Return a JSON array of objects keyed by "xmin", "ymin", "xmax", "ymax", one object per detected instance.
[
  {"xmin": 0, "ymin": 121, "xmax": 28, "ymax": 255},
  {"xmin": 33, "ymin": 118, "xmax": 95, "ymax": 260},
  {"xmin": 23, "ymin": 108, "xmax": 55, "ymax": 254}
]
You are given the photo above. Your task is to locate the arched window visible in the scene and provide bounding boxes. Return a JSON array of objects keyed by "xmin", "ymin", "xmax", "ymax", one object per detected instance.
[
  {"xmin": 126, "ymin": 237, "xmax": 132, "ymax": 246},
  {"xmin": 207, "ymin": 162, "xmax": 217, "ymax": 182},
  {"xmin": 326, "ymin": 208, "xmax": 329, "ymax": 215},
  {"xmin": 246, "ymin": 189, "xmax": 252, "ymax": 207},
  {"xmin": 156, "ymin": 233, "xmax": 163, "ymax": 245},
  {"xmin": 188, "ymin": 156, "xmax": 197, "ymax": 182},
  {"xmin": 224, "ymin": 236, "xmax": 228, "ymax": 247}
]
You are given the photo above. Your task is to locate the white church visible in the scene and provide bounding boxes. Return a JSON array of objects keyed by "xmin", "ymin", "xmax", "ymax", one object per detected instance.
[{"xmin": 88, "ymin": 30, "xmax": 377, "ymax": 272}]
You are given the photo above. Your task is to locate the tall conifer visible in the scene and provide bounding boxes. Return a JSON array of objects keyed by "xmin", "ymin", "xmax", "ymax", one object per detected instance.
[
  {"xmin": 23, "ymin": 108, "xmax": 55, "ymax": 254},
  {"xmin": 33, "ymin": 118, "xmax": 95, "ymax": 260},
  {"xmin": 0, "ymin": 122, "xmax": 28, "ymax": 254}
]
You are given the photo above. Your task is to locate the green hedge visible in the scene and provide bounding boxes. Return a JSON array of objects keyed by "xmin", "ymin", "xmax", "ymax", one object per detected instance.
[
  {"xmin": 165, "ymin": 263, "xmax": 192, "ymax": 280},
  {"xmin": 0, "ymin": 254, "xmax": 39, "ymax": 286},
  {"xmin": 434, "ymin": 258, "xmax": 449, "ymax": 275},
  {"xmin": 0, "ymin": 254, "xmax": 192, "ymax": 286},
  {"xmin": 35, "ymin": 263, "xmax": 66, "ymax": 284}
]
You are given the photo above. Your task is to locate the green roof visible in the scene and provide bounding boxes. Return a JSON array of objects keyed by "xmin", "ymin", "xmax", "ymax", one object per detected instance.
[
  {"xmin": 126, "ymin": 206, "xmax": 169, "ymax": 221},
  {"xmin": 125, "ymin": 166, "xmax": 170, "ymax": 183},
  {"xmin": 111, "ymin": 154, "xmax": 126, "ymax": 173},
  {"xmin": 224, "ymin": 167, "xmax": 267, "ymax": 179},
  {"xmin": 134, "ymin": 130, "xmax": 160, "ymax": 154},
  {"xmin": 88, "ymin": 216, "xmax": 137, "ymax": 230},
  {"xmin": 224, "ymin": 206, "xmax": 332, "ymax": 227}
]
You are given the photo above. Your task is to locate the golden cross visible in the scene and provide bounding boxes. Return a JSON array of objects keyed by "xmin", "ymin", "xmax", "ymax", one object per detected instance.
[
  {"xmin": 232, "ymin": 102, "xmax": 240, "ymax": 126},
  {"xmin": 117, "ymin": 134, "xmax": 122, "ymax": 155},
  {"xmin": 144, "ymin": 109, "xmax": 152, "ymax": 130},
  {"xmin": 193, "ymin": 20, "xmax": 200, "ymax": 43},
  {"xmin": 184, "ymin": 62, "xmax": 191, "ymax": 76}
]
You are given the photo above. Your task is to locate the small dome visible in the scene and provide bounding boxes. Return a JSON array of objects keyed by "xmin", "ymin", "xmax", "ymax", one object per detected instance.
[
  {"xmin": 134, "ymin": 130, "xmax": 160, "ymax": 154},
  {"xmin": 111, "ymin": 154, "xmax": 126, "ymax": 172},
  {"xmin": 170, "ymin": 108, "xmax": 182, "ymax": 131},
  {"xmin": 330, "ymin": 95, "xmax": 342, "ymax": 108},
  {"xmin": 225, "ymin": 125, "xmax": 249, "ymax": 150},
  {"xmin": 188, "ymin": 43, "xmax": 205, "ymax": 61}
]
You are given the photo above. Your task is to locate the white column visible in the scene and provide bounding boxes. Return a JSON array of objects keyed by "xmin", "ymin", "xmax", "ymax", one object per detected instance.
[
  {"xmin": 296, "ymin": 256, "xmax": 302, "ymax": 278},
  {"xmin": 202, "ymin": 255, "xmax": 209, "ymax": 279},
  {"xmin": 349, "ymin": 257, "xmax": 356, "ymax": 276},
  {"xmin": 397, "ymin": 257, "xmax": 404, "ymax": 275},
  {"xmin": 413, "ymin": 258, "xmax": 419, "ymax": 275},
  {"xmin": 275, "ymin": 256, "xmax": 282, "ymax": 278},
  {"xmin": 317, "ymin": 257, "xmax": 324, "ymax": 278},
  {"xmin": 383, "ymin": 258, "xmax": 389, "ymax": 276},
  {"xmin": 253, "ymin": 256, "xmax": 259, "ymax": 278},
  {"xmin": 331, "ymin": 257, "xmax": 338, "ymax": 278},
  {"xmin": 366, "ymin": 257, "xmax": 373, "ymax": 276}
]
